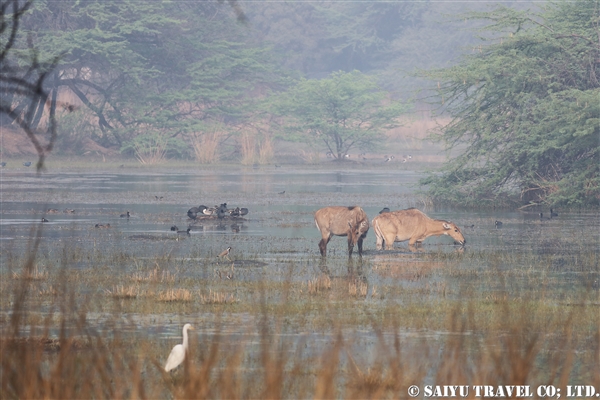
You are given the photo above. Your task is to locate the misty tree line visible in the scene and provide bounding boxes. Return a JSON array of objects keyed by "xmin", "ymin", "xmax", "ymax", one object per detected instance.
[{"xmin": 1, "ymin": 0, "xmax": 598, "ymax": 207}]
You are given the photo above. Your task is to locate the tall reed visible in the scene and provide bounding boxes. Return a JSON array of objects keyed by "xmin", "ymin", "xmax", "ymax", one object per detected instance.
[{"xmin": 191, "ymin": 128, "xmax": 222, "ymax": 164}]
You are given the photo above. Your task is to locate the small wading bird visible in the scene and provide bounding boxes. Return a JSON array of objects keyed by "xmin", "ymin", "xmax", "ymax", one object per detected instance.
[
  {"xmin": 494, "ymin": 220, "xmax": 503, "ymax": 228},
  {"xmin": 120, "ymin": 211, "xmax": 130, "ymax": 218},
  {"xmin": 170, "ymin": 225, "xmax": 178, "ymax": 231},
  {"xmin": 164, "ymin": 324, "xmax": 194, "ymax": 372},
  {"xmin": 41, "ymin": 218, "xmax": 49, "ymax": 223},
  {"xmin": 384, "ymin": 155, "xmax": 394, "ymax": 163},
  {"xmin": 218, "ymin": 246, "xmax": 232, "ymax": 261}
]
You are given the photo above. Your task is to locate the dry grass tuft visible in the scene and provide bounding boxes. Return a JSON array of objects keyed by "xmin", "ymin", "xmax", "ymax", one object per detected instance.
[
  {"xmin": 133, "ymin": 135, "xmax": 167, "ymax": 165},
  {"xmin": 130, "ymin": 267, "xmax": 176, "ymax": 283},
  {"xmin": 258, "ymin": 134, "xmax": 274, "ymax": 164},
  {"xmin": 105, "ymin": 285, "xmax": 140, "ymax": 299},
  {"xmin": 199, "ymin": 289, "xmax": 238, "ymax": 304},
  {"xmin": 348, "ymin": 278, "xmax": 371, "ymax": 298},
  {"xmin": 11, "ymin": 265, "xmax": 48, "ymax": 280},
  {"xmin": 38, "ymin": 285, "xmax": 58, "ymax": 296},
  {"xmin": 307, "ymin": 274, "xmax": 332, "ymax": 294},
  {"xmin": 240, "ymin": 131, "xmax": 256, "ymax": 165},
  {"xmin": 191, "ymin": 128, "xmax": 222, "ymax": 164},
  {"xmin": 157, "ymin": 288, "xmax": 193, "ymax": 302}
]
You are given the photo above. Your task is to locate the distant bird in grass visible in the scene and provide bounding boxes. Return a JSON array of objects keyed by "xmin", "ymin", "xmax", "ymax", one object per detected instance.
[
  {"xmin": 494, "ymin": 220, "xmax": 503, "ymax": 228},
  {"xmin": 218, "ymin": 246, "xmax": 232, "ymax": 261},
  {"xmin": 164, "ymin": 324, "xmax": 194, "ymax": 372},
  {"xmin": 41, "ymin": 218, "xmax": 49, "ymax": 223},
  {"xmin": 384, "ymin": 155, "xmax": 394, "ymax": 163},
  {"xmin": 23, "ymin": 161, "xmax": 32, "ymax": 167},
  {"xmin": 170, "ymin": 225, "xmax": 178, "ymax": 231},
  {"xmin": 550, "ymin": 208, "xmax": 558, "ymax": 218},
  {"xmin": 120, "ymin": 211, "xmax": 130, "ymax": 218},
  {"xmin": 379, "ymin": 207, "xmax": 390, "ymax": 214}
]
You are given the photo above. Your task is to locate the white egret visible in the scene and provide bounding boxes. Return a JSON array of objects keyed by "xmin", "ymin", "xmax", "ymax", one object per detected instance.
[{"xmin": 164, "ymin": 323, "xmax": 194, "ymax": 372}]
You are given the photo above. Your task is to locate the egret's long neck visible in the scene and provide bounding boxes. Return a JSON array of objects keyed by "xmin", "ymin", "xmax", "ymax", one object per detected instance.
[{"xmin": 182, "ymin": 327, "xmax": 189, "ymax": 350}]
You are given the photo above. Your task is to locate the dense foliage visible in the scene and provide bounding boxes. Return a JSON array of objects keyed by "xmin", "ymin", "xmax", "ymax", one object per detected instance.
[
  {"xmin": 273, "ymin": 71, "xmax": 408, "ymax": 159},
  {"xmin": 420, "ymin": 1, "xmax": 599, "ymax": 208},
  {"xmin": 10, "ymin": 1, "xmax": 283, "ymax": 156},
  {"xmin": 0, "ymin": 0, "xmax": 58, "ymax": 169}
]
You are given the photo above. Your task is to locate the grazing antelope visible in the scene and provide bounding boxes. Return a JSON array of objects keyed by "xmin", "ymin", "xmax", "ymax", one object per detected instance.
[
  {"xmin": 314, "ymin": 206, "xmax": 369, "ymax": 257},
  {"xmin": 372, "ymin": 208, "xmax": 465, "ymax": 251}
]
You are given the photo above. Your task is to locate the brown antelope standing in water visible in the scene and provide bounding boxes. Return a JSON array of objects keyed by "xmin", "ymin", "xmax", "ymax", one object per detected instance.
[
  {"xmin": 372, "ymin": 208, "xmax": 465, "ymax": 251},
  {"xmin": 314, "ymin": 206, "xmax": 369, "ymax": 257}
]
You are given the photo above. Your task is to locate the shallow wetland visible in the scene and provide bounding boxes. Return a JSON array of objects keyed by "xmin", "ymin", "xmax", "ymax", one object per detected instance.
[{"xmin": 1, "ymin": 164, "xmax": 599, "ymax": 398}]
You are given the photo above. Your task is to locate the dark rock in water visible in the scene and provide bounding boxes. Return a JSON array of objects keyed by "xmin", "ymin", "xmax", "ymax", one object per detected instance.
[
  {"xmin": 239, "ymin": 207, "xmax": 249, "ymax": 216},
  {"xmin": 170, "ymin": 225, "xmax": 178, "ymax": 231},
  {"xmin": 379, "ymin": 207, "xmax": 390, "ymax": 214},
  {"xmin": 188, "ymin": 207, "xmax": 199, "ymax": 220}
]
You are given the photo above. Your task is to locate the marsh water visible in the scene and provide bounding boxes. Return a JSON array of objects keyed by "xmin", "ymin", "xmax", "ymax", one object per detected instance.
[
  {"xmin": 2, "ymin": 167, "xmax": 598, "ymax": 257},
  {"xmin": 1, "ymin": 166, "xmax": 599, "ymax": 359}
]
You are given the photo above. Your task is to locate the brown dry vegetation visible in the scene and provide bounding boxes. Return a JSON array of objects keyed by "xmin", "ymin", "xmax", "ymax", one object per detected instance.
[{"xmin": 1, "ymin": 242, "xmax": 598, "ymax": 399}]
